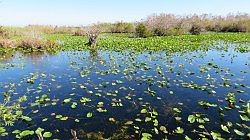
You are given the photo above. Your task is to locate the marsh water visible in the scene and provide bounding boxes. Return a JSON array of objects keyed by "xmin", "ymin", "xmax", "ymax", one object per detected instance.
[{"xmin": 0, "ymin": 45, "xmax": 249, "ymax": 139}]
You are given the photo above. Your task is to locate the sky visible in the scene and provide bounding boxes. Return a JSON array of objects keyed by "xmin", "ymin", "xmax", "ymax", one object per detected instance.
[{"xmin": 0, "ymin": 0, "xmax": 250, "ymax": 26}]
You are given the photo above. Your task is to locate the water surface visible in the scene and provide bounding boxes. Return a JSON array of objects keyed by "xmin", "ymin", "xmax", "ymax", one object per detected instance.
[{"xmin": 0, "ymin": 46, "xmax": 249, "ymax": 139}]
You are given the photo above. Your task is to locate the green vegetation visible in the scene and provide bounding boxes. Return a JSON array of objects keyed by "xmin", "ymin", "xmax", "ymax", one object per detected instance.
[
  {"xmin": 189, "ymin": 24, "xmax": 202, "ymax": 35},
  {"xmin": 135, "ymin": 23, "xmax": 152, "ymax": 38},
  {"xmin": 0, "ymin": 13, "xmax": 250, "ymax": 140},
  {"xmin": 1, "ymin": 30, "xmax": 250, "ymax": 53}
]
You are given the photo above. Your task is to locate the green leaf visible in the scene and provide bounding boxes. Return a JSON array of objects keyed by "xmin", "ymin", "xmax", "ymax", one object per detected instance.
[
  {"xmin": 43, "ymin": 132, "xmax": 52, "ymax": 138},
  {"xmin": 80, "ymin": 97, "xmax": 92, "ymax": 103},
  {"xmin": 141, "ymin": 133, "xmax": 152, "ymax": 140},
  {"xmin": 198, "ymin": 125, "xmax": 205, "ymax": 129},
  {"xmin": 135, "ymin": 118, "xmax": 142, "ymax": 122},
  {"xmin": 71, "ymin": 102, "xmax": 77, "ymax": 109},
  {"xmin": 188, "ymin": 115, "xmax": 195, "ymax": 123},
  {"xmin": 221, "ymin": 125, "xmax": 230, "ymax": 133},
  {"xmin": 63, "ymin": 98, "xmax": 71, "ymax": 103},
  {"xmin": 240, "ymin": 114, "xmax": 250, "ymax": 121},
  {"xmin": 185, "ymin": 135, "xmax": 192, "ymax": 140},
  {"xmin": 19, "ymin": 130, "xmax": 34, "ymax": 137},
  {"xmin": 175, "ymin": 127, "xmax": 184, "ymax": 134},
  {"xmin": 35, "ymin": 128, "xmax": 44, "ymax": 135},
  {"xmin": 141, "ymin": 109, "xmax": 147, "ymax": 114},
  {"xmin": 175, "ymin": 117, "xmax": 182, "ymax": 121},
  {"xmin": 22, "ymin": 116, "xmax": 32, "ymax": 121},
  {"xmin": 87, "ymin": 112, "xmax": 93, "ymax": 118},
  {"xmin": 42, "ymin": 118, "xmax": 48, "ymax": 122},
  {"xmin": 55, "ymin": 115, "xmax": 63, "ymax": 119},
  {"xmin": 75, "ymin": 119, "xmax": 80, "ymax": 122},
  {"xmin": 173, "ymin": 108, "xmax": 181, "ymax": 113},
  {"xmin": 16, "ymin": 111, "xmax": 22, "ymax": 116},
  {"xmin": 0, "ymin": 127, "xmax": 6, "ymax": 133},
  {"xmin": 60, "ymin": 117, "xmax": 68, "ymax": 121},
  {"xmin": 145, "ymin": 117, "xmax": 152, "ymax": 122},
  {"xmin": 125, "ymin": 121, "xmax": 133, "ymax": 125},
  {"xmin": 12, "ymin": 130, "xmax": 20, "ymax": 134},
  {"xmin": 234, "ymin": 129, "xmax": 245, "ymax": 136},
  {"xmin": 210, "ymin": 131, "xmax": 221, "ymax": 140}
]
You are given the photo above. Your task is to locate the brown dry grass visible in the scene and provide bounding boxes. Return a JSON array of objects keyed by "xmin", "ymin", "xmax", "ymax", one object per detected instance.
[
  {"xmin": 0, "ymin": 38, "xmax": 16, "ymax": 48},
  {"xmin": 0, "ymin": 29, "xmax": 58, "ymax": 49}
]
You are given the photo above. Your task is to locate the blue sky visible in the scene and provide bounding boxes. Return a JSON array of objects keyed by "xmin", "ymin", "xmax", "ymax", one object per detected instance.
[{"xmin": 0, "ymin": 0, "xmax": 250, "ymax": 26}]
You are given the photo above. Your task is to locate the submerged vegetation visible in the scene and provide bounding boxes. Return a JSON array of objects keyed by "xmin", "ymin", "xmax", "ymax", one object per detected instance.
[{"xmin": 0, "ymin": 13, "xmax": 250, "ymax": 140}]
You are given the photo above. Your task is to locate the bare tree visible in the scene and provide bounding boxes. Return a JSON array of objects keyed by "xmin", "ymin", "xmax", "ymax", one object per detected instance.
[{"xmin": 82, "ymin": 26, "xmax": 100, "ymax": 47}]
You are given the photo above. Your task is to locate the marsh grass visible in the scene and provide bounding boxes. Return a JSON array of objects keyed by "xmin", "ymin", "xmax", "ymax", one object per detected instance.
[
  {"xmin": 19, "ymin": 30, "xmax": 44, "ymax": 49},
  {"xmin": 0, "ymin": 26, "xmax": 9, "ymax": 38},
  {"xmin": 19, "ymin": 37, "xmax": 58, "ymax": 49},
  {"xmin": 0, "ymin": 38, "xmax": 16, "ymax": 48},
  {"xmin": 0, "ymin": 29, "xmax": 58, "ymax": 49}
]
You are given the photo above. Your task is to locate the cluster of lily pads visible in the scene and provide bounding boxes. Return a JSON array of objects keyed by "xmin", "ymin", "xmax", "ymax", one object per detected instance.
[{"xmin": 0, "ymin": 33, "xmax": 249, "ymax": 140}]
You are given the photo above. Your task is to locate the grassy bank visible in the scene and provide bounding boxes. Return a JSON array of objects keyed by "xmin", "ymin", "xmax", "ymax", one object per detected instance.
[{"xmin": 1, "ymin": 28, "xmax": 250, "ymax": 53}]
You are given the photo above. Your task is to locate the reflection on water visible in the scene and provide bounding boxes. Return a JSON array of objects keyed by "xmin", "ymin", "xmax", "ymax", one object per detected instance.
[{"xmin": 0, "ymin": 51, "xmax": 15, "ymax": 63}]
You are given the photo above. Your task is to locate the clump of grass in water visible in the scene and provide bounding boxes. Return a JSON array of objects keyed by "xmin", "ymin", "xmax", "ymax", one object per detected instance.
[
  {"xmin": 0, "ymin": 38, "xmax": 17, "ymax": 48},
  {"xmin": 17, "ymin": 31, "xmax": 58, "ymax": 49}
]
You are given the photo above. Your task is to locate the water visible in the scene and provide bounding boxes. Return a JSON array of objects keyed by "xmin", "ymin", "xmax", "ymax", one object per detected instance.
[{"xmin": 0, "ymin": 47, "xmax": 249, "ymax": 139}]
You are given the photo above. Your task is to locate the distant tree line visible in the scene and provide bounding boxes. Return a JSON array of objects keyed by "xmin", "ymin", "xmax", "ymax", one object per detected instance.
[
  {"xmin": 135, "ymin": 13, "xmax": 250, "ymax": 37},
  {"xmin": 5, "ymin": 13, "xmax": 247, "ymax": 37}
]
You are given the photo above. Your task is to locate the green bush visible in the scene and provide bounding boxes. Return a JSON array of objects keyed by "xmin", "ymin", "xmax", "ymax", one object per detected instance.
[
  {"xmin": 154, "ymin": 27, "xmax": 185, "ymax": 36},
  {"xmin": 153, "ymin": 28, "xmax": 166, "ymax": 36},
  {"xmin": 111, "ymin": 22, "xmax": 135, "ymax": 33},
  {"xmin": 135, "ymin": 23, "xmax": 152, "ymax": 38},
  {"xmin": 220, "ymin": 22, "xmax": 247, "ymax": 32},
  {"xmin": 168, "ymin": 27, "xmax": 186, "ymax": 36}
]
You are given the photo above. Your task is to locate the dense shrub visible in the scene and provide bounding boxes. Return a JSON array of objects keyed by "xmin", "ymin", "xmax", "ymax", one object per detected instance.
[
  {"xmin": 92, "ymin": 23, "xmax": 113, "ymax": 33},
  {"xmin": 189, "ymin": 24, "xmax": 202, "ymax": 35},
  {"xmin": 135, "ymin": 23, "xmax": 152, "ymax": 38},
  {"xmin": 142, "ymin": 13, "xmax": 250, "ymax": 36},
  {"xmin": 153, "ymin": 28, "xmax": 165, "ymax": 36},
  {"xmin": 72, "ymin": 27, "xmax": 86, "ymax": 36},
  {"xmin": 19, "ymin": 30, "xmax": 58, "ymax": 49},
  {"xmin": 154, "ymin": 27, "xmax": 185, "ymax": 36},
  {"xmin": 110, "ymin": 22, "xmax": 135, "ymax": 33},
  {"xmin": 91, "ymin": 22, "xmax": 135, "ymax": 33},
  {"xmin": 219, "ymin": 21, "xmax": 248, "ymax": 32},
  {"xmin": 19, "ymin": 38, "xmax": 58, "ymax": 49},
  {"xmin": 145, "ymin": 14, "xmax": 188, "ymax": 36},
  {"xmin": 20, "ymin": 38, "xmax": 44, "ymax": 49},
  {"xmin": 44, "ymin": 40, "xmax": 58, "ymax": 48}
]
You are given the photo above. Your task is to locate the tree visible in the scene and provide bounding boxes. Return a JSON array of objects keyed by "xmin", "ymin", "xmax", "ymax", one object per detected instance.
[
  {"xmin": 189, "ymin": 24, "xmax": 202, "ymax": 35},
  {"xmin": 135, "ymin": 23, "xmax": 152, "ymax": 38},
  {"xmin": 83, "ymin": 26, "xmax": 100, "ymax": 47}
]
